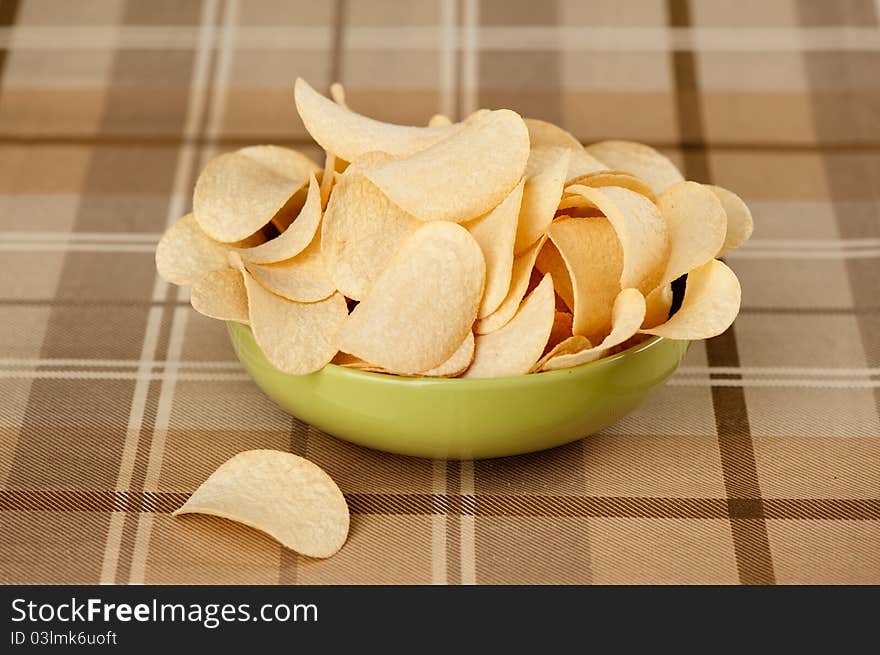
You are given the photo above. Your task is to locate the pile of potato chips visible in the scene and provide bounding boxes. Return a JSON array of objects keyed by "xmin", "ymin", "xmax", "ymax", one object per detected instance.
[{"xmin": 157, "ymin": 78, "xmax": 751, "ymax": 379}]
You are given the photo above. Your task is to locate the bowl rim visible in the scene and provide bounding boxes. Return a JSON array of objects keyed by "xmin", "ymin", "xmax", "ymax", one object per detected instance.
[{"xmin": 228, "ymin": 322, "xmax": 685, "ymax": 388}]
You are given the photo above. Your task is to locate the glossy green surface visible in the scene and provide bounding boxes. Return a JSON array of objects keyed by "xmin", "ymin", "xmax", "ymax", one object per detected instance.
[{"xmin": 227, "ymin": 322, "xmax": 688, "ymax": 460}]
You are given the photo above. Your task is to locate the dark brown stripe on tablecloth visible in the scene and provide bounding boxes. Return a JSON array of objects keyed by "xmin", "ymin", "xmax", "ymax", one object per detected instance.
[
  {"xmin": 666, "ymin": 0, "xmax": 776, "ymax": 585},
  {"xmin": 0, "ymin": 0, "xmax": 20, "ymax": 81}
]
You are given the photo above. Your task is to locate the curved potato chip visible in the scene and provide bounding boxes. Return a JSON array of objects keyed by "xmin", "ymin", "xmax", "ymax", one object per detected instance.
[
  {"xmin": 566, "ymin": 170, "xmax": 656, "ymax": 203},
  {"xmin": 294, "ymin": 77, "xmax": 463, "ymax": 161},
  {"xmin": 565, "ymin": 184, "xmax": 668, "ymax": 295},
  {"xmin": 525, "ymin": 118, "xmax": 583, "ymax": 150},
  {"xmin": 475, "ymin": 236, "xmax": 545, "ymax": 335},
  {"xmin": 656, "ymin": 181, "xmax": 727, "ymax": 288},
  {"xmin": 320, "ymin": 151, "xmax": 337, "ymax": 209},
  {"xmin": 532, "ymin": 334, "xmax": 591, "ymax": 372},
  {"xmin": 190, "ymin": 268, "xmax": 249, "ymax": 324},
  {"xmin": 548, "ymin": 216, "xmax": 622, "ymax": 338},
  {"xmin": 156, "ymin": 213, "xmax": 229, "ymax": 285},
  {"xmin": 428, "ymin": 113, "xmax": 453, "ymax": 127},
  {"xmin": 361, "ymin": 109, "xmax": 529, "ymax": 222},
  {"xmin": 245, "ymin": 237, "xmax": 335, "ymax": 302},
  {"xmin": 242, "ymin": 268, "xmax": 347, "ymax": 375},
  {"xmin": 338, "ymin": 222, "xmax": 485, "ymax": 374},
  {"xmin": 708, "ymin": 185, "xmax": 754, "ymax": 257},
  {"xmin": 515, "ymin": 148, "xmax": 570, "ymax": 255},
  {"xmin": 642, "ymin": 283, "xmax": 674, "ymax": 329},
  {"xmin": 238, "ymin": 144, "xmax": 320, "ymax": 182},
  {"xmin": 321, "ymin": 168, "xmax": 420, "ymax": 301},
  {"xmin": 535, "ymin": 239, "xmax": 575, "ymax": 311},
  {"xmin": 421, "ymin": 331, "xmax": 475, "ymax": 377},
  {"xmin": 585, "ymin": 140, "xmax": 684, "ymax": 196},
  {"xmin": 466, "ymin": 180, "xmax": 523, "ymax": 318},
  {"xmin": 173, "ymin": 450, "xmax": 349, "ymax": 559},
  {"xmin": 194, "ymin": 152, "xmax": 304, "ymax": 243},
  {"xmin": 329, "ymin": 82, "xmax": 347, "ymax": 107},
  {"xmin": 640, "ymin": 259, "xmax": 741, "ymax": 340},
  {"xmin": 235, "ymin": 173, "xmax": 322, "ymax": 264},
  {"xmin": 564, "ymin": 148, "xmax": 610, "ymax": 181},
  {"xmin": 464, "ymin": 274, "xmax": 555, "ymax": 378},
  {"xmin": 546, "ymin": 311, "xmax": 573, "ymax": 352},
  {"xmin": 541, "ymin": 288, "xmax": 646, "ymax": 371}
]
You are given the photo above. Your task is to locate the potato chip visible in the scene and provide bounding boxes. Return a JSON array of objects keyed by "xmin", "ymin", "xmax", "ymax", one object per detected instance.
[
  {"xmin": 173, "ymin": 449, "xmax": 349, "ymax": 559},
  {"xmin": 466, "ymin": 180, "xmax": 523, "ymax": 318},
  {"xmin": 235, "ymin": 173, "xmax": 322, "ymax": 264},
  {"xmin": 566, "ymin": 170, "xmax": 656, "ymax": 203},
  {"xmin": 245, "ymin": 237, "xmax": 335, "ymax": 303},
  {"xmin": 156, "ymin": 213, "xmax": 230, "ymax": 285},
  {"xmin": 547, "ymin": 216, "xmax": 622, "ymax": 338},
  {"xmin": 515, "ymin": 148, "xmax": 570, "ymax": 255},
  {"xmin": 421, "ymin": 331, "xmax": 475, "ymax": 377},
  {"xmin": 534, "ymin": 239, "xmax": 574, "ymax": 311},
  {"xmin": 238, "ymin": 144, "xmax": 320, "ymax": 182},
  {"xmin": 541, "ymin": 288, "xmax": 646, "ymax": 370},
  {"xmin": 321, "ymin": 167, "xmax": 420, "ymax": 301},
  {"xmin": 655, "ymin": 181, "xmax": 727, "ymax": 288},
  {"xmin": 190, "ymin": 267, "xmax": 249, "ymax": 324},
  {"xmin": 564, "ymin": 148, "xmax": 610, "ymax": 181},
  {"xmin": 241, "ymin": 265, "xmax": 347, "ymax": 375},
  {"xmin": 362, "ymin": 109, "xmax": 529, "ymax": 223},
  {"xmin": 642, "ymin": 283, "xmax": 674, "ymax": 329},
  {"xmin": 194, "ymin": 151, "xmax": 306, "ymax": 243},
  {"xmin": 428, "ymin": 114, "xmax": 453, "ymax": 127},
  {"xmin": 294, "ymin": 77, "xmax": 464, "ymax": 161},
  {"xmin": 329, "ymin": 82, "xmax": 347, "ymax": 107},
  {"xmin": 708, "ymin": 185, "xmax": 754, "ymax": 257},
  {"xmin": 640, "ymin": 259, "xmax": 741, "ymax": 340},
  {"xmin": 546, "ymin": 311, "xmax": 574, "ymax": 352},
  {"xmin": 338, "ymin": 222, "xmax": 485, "ymax": 374},
  {"xmin": 565, "ymin": 184, "xmax": 668, "ymax": 295},
  {"xmin": 532, "ymin": 334, "xmax": 591, "ymax": 372},
  {"xmin": 475, "ymin": 236, "xmax": 545, "ymax": 335},
  {"xmin": 320, "ymin": 151, "xmax": 337, "ymax": 209},
  {"xmin": 585, "ymin": 140, "xmax": 684, "ymax": 196},
  {"xmin": 464, "ymin": 274, "xmax": 555, "ymax": 378},
  {"xmin": 524, "ymin": 118, "xmax": 583, "ymax": 150}
]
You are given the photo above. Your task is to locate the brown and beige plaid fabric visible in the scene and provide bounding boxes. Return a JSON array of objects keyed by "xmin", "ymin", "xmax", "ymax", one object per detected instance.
[{"xmin": 1, "ymin": 0, "xmax": 878, "ymax": 585}]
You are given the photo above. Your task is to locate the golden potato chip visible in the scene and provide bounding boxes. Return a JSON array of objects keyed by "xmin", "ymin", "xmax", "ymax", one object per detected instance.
[
  {"xmin": 565, "ymin": 184, "xmax": 668, "ymax": 295},
  {"xmin": 173, "ymin": 449, "xmax": 349, "ymax": 559},
  {"xmin": 244, "ymin": 237, "xmax": 335, "ymax": 303},
  {"xmin": 241, "ymin": 265, "xmax": 347, "ymax": 375},
  {"xmin": 532, "ymin": 334, "xmax": 591, "ymax": 372},
  {"xmin": 421, "ymin": 331, "xmax": 475, "ymax": 377},
  {"xmin": 329, "ymin": 82, "xmax": 347, "ymax": 107},
  {"xmin": 524, "ymin": 118, "xmax": 583, "ymax": 150},
  {"xmin": 466, "ymin": 180, "xmax": 523, "ymax": 318},
  {"xmin": 235, "ymin": 173, "xmax": 322, "ymax": 264},
  {"xmin": 338, "ymin": 222, "xmax": 485, "ymax": 374},
  {"xmin": 321, "ymin": 167, "xmax": 419, "ymax": 301},
  {"xmin": 320, "ymin": 151, "xmax": 337, "ymax": 209},
  {"xmin": 194, "ymin": 151, "xmax": 305, "ymax": 243},
  {"xmin": 294, "ymin": 77, "xmax": 463, "ymax": 161},
  {"xmin": 190, "ymin": 267, "xmax": 249, "ymax": 324},
  {"xmin": 238, "ymin": 144, "xmax": 320, "ymax": 182},
  {"xmin": 546, "ymin": 311, "xmax": 574, "ymax": 352},
  {"xmin": 541, "ymin": 288, "xmax": 646, "ymax": 370},
  {"xmin": 642, "ymin": 283, "xmax": 674, "ymax": 329},
  {"xmin": 515, "ymin": 148, "xmax": 570, "ymax": 255},
  {"xmin": 428, "ymin": 114, "xmax": 453, "ymax": 127},
  {"xmin": 475, "ymin": 236, "xmax": 545, "ymax": 335},
  {"xmin": 640, "ymin": 259, "xmax": 741, "ymax": 340},
  {"xmin": 464, "ymin": 274, "xmax": 555, "ymax": 378},
  {"xmin": 564, "ymin": 148, "xmax": 611, "ymax": 181},
  {"xmin": 156, "ymin": 213, "xmax": 229, "ymax": 286},
  {"xmin": 708, "ymin": 185, "xmax": 754, "ymax": 257},
  {"xmin": 655, "ymin": 181, "xmax": 727, "ymax": 288},
  {"xmin": 566, "ymin": 170, "xmax": 656, "ymax": 203},
  {"xmin": 547, "ymin": 216, "xmax": 622, "ymax": 338},
  {"xmin": 362, "ymin": 109, "xmax": 529, "ymax": 222},
  {"xmin": 534, "ymin": 238, "xmax": 574, "ymax": 311},
  {"xmin": 585, "ymin": 140, "xmax": 684, "ymax": 196}
]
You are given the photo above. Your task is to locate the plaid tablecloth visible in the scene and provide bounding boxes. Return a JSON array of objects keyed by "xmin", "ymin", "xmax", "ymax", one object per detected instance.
[{"xmin": 1, "ymin": 0, "xmax": 878, "ymax": 586}]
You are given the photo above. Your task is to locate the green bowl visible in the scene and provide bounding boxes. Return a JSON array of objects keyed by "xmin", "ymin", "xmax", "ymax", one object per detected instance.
[{"xmin": 227, "ymin": 322, "xmax": 688, "ymax": 460}]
